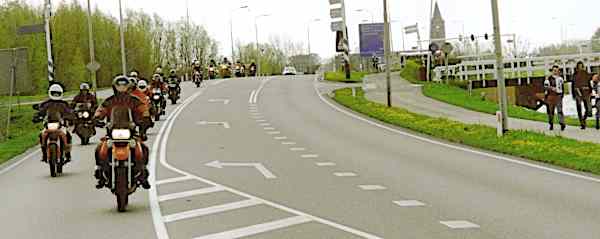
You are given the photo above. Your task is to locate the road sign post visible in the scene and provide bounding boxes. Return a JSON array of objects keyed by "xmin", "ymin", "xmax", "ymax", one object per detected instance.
[
  {"xmin": 491, "ymin": 0, "xmax": 509, "ymax": 135},
  {"xmin": 329, "ymin": 0, "xmax": 350, "ymax": 79},
  {"xmin": 383, "ymin": 0, "xmax": 391, "ymax": 107}
]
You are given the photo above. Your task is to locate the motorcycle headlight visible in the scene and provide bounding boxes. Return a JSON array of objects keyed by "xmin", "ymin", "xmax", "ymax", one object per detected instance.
[
  {"xmin": 47, "ymin": 122, "xmax": 60, "ymax": 130},
  {"xmin": 78, "ymin": 112, "xmax": 83, "ymax": 118},
  {"xmin": 209, "ymin": 67, "xmax": 214, "ymax": 71},
  {"xmin": 83, "ymin": 111, "xmax": 90, "ymax": 119},
  {"xmin": 111, "ymin": 129, "xmax": 131, "ymax": 140},
  {"xmin": 153, "ymin": 95, "xmax": 160, "ymax": 100}
]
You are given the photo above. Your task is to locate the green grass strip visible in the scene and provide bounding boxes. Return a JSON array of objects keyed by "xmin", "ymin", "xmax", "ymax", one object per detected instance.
[
  {"xmin": 324, "ymin": 71, "xmax": 368, "ymax": 83},
  {"xmin": 333, "ymin": 87, "xmax": 600, "ymax": 175}
]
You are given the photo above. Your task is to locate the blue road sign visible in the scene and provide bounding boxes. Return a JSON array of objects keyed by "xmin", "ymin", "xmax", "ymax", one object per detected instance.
[{"xmin": 359, "ymin": 23, "xmax": 385, "ymax": 57}]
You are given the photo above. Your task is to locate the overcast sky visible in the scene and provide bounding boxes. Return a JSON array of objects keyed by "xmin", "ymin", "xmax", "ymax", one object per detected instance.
[{"xmin": 26, "ymin": 0, "xmax": 600, "ymax": 58}]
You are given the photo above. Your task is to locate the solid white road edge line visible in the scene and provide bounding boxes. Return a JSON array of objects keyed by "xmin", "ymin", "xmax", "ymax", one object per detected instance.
[
  {"xmin": 312, "ymin": 77, "xmax": 600, "ymax": 184},
  {"xmin": 152, "ymin": 78, "xmax": 383, "ymax": 239},
  {"xmin": 0, "ymin": 149, "xmax": 40, "ymax": 176}
]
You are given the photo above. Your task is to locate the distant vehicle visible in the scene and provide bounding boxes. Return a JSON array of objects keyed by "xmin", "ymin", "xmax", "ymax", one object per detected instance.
[{"xmin": 283, "ymin": 66, "xmax": 297, "ymax": 75}]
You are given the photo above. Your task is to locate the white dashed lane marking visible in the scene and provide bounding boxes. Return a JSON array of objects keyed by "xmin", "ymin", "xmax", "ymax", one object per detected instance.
[
  {"xmin": 393, "ymin": 200, "xmax": 426, "ymax": 207},
  {"xmin": 263, "ymin": 127, "xmax": 276, "ymax": 130},
  {"xmin": 316, "ymin": 162, "xmax": 336, "ymax": 167},
  {"xmin": 290, "ymin": 148, "xmax": 305, "ymax": 151},
  {"xmin": 281, "ymin": 142, "xmax": 296, "ymax": 145},
  {"xmin": 358, "ymin": 185, "xmax": 387, "ymax": 191},
  {"xmin": 155, "ymin": 175, "xmax": 194, "ymax": 186},
  {"xmin": 301, "ymin": 154, "xmax": 319, "ymax": 159},
  {"xmin": 267, "ymin": 131, "xmax": 281, "ymax": 135},
  {"xmin": 274, "ymin": 136, "xmax": 288, "ymax": 140},
  {"xmin": 334, "ymin": 172, "xmax": 358, "ymax": 177},
  {"xmin": 440, "ymin": 221, "xmax": 480, "ymax": 229}
]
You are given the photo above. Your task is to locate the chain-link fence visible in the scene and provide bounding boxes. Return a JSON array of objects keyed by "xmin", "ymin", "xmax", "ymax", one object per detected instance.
[{"xmin": 1, "ymin": 48, "xmax": 36, "ymax": 143}]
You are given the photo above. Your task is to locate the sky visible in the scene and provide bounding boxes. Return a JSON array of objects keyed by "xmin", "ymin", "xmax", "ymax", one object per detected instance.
[{"xmin": 25, "ymin": 0, "xmax": 600, "ymax": 58}]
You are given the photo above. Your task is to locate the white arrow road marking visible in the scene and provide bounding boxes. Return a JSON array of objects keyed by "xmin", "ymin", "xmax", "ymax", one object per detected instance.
[
  {"xmin": 290, "ymin": 148, "xmax": 306, "ymax": 151},
  {"xmin": 205, "ymin": 161, "xmax": 277, "ymax": 179},
  {"xmin": 193, "ymin": 215, "xmax": 312, "ymax": 239},
  {"xmin": 196, "ymin": 121, "xmax": 231, "ymax": 129},
  {"xmin": 274, "ymin": 136, "xmax": 288, "ymax": 140},
  {"xmin": 267, "ymin": 131, "xmax": 281, "ymax": 135},
  {"xmin": 281, "ymin": 142, "xmax": 296, "ymax": 145},
  {"xmin": 259, "ymin": 123, "xmax": 271, "ymax": 126},
  {"xmin": 208, "ymin": 99, "xmax": 230, "ymax": 104}
]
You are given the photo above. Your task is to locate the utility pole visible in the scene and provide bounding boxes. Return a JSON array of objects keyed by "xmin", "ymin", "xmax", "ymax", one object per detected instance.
[
  {"xmin": 491, "ymin": 0, "xmax": 509, "ymax": 135},
  {"xmin": 86, "ymin": 0, "xmax": 99, "ymax": 92},
  {"xmin": 383, "ymin": 0, "xmax": 391, "ymax": 107},
  {"xmin": 118, "ymin": 0, "xmax": 127, "ymax": 76},
  {"xmin": 44, "ymin": 0, "xmax": 55, "ymax": 82}
]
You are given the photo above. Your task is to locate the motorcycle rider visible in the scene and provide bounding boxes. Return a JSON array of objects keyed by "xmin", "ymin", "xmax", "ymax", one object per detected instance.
[
  {"xmin": 249, "ymin": 62, "xmax": 257, "ymax": 75},
  {"xmin": 155, "ymin": 66, "xmax": 165, "ymax": 78},
  {"xmin": 94, "ymin": 75, "xmax": 151, "ymax": 189},
  {"xmin": 130, "ymin": 76, "xmax": 154, "ymax": 141},
  {"xmin": 149, "ymin": 73, "xmax": 168, "ymax": 113},
  {"xmin": 167, "ymin": 69, "xmax": 181, "ymax": 95},
  {"xmin": 71, "ymin": 83, "xmax": 98, "ymax": 110},
  {"xmin": 33, "ymin": 83, "xmax": 76, "ymax": 163}
]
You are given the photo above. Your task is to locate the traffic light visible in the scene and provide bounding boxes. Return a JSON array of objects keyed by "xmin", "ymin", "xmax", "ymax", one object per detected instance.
[
  {"xmin": 484, "ymin": 33, "xmax": 489, "ymax": 40},
  {"xmin": 470, "ymin": 34, "xmax": 475, "ymax": 42}
]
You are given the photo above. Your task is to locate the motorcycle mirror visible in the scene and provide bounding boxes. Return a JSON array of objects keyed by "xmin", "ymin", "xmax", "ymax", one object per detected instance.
[{"xmin": 32, "ymin": 104, "xmax": 40, "ymax": 110}]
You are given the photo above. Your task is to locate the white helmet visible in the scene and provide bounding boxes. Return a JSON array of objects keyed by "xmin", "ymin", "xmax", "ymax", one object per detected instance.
[
  {"xmin": 80, "ymin": 83, "xmax": 90, "ymax": 91},
  {"xmin": 137, "ymin": 80, "xmax": 148, "ymax": 90},
  {"xmin": 49, "ymin": 84, "xmax": 64, "ymax": 100}
]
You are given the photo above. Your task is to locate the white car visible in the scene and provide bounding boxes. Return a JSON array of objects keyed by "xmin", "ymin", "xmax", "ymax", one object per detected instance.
[{"xmin": 282, "ymin": 66, "xmax": 297, "ymax": 75}]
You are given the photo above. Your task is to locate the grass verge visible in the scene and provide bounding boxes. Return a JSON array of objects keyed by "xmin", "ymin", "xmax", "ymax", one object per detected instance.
[
  {"xmin": 0, "ymin": 106, "xmax": 39, "ymax": 165},
  {"xmin": 333, "ymin": 87, "xmax": 600, "ymax": 175},
  {"xmin": 324, "ymin": 71, "xmax": 368, "ymax": 83}
]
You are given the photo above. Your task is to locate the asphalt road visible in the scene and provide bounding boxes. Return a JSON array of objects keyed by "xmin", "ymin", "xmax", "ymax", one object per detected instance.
[{"xmin": 1, "ymin": 76, "xmax": 600, "ymax": 239}]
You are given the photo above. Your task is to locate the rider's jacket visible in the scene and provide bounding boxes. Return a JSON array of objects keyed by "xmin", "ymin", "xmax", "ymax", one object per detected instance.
[
  {"xmin": 72, "ymin": 92, "xmax": 98, "ymax": 109},
  {"xmin": 37, "ymin": 100, "xmax": 75, "ymax": 122},
  {"xmin": 95, "ymin": 92, "xmax": 149, "ymax": 124}
]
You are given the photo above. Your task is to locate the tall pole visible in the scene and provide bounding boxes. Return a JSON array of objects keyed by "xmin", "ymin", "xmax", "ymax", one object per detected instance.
[
  {"xmin": 86, "ymin": 0, "xmax": 97, "ymax": 92},
  {"xmin": 255, "ymin": 18, "xmax": 260, "ymax": 77},
  {"xmin": 383, "ymin": 0, "xmax": 391, "ymax": 107},
  {"xmin": 44, "ymin": 0, "xmax": 54, "ymax": 82},
  {"xmin": 491, "ymin": 0, "xmax": 508, "ymax": 135},
  {"xmin": 118, "ymin": 0, "xmax": 127, "ymax": 76}
]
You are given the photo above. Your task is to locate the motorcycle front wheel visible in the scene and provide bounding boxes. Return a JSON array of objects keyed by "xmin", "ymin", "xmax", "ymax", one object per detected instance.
[
  {"xmin": 48, "ymin": 144, "xmax": 58, "ymax": 177},
  {"xmin": 115, "ymin": 167, "xmax": 129, "ymax": 212}
]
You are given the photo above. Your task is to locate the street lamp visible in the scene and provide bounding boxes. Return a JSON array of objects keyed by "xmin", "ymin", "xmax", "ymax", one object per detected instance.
[
  {"xmin": 118, "ymin": 0, "xmax": 126, "ymax": 76},
  {"xmin": 356, "ymin": 9, "xmax": 374, "ymax": 23},
  {"xmin": 255, "ymin": 13, "xmax": 271, "ymax": 77},
  {"xmin": 230, "ymin": 5, "xmax": 249, "ymax": 63}
]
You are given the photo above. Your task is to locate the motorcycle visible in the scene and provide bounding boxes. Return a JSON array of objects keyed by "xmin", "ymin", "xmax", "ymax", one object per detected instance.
[
  {"xmin": 97, "ymin": 106, "xmax": 145, "ymax": 212},
  {"xmin": 249, "ymin": 65, "xmax": 257, "ymax": 77},
  {"xmin": 33, "ymin": 105, "xmax": 68, "ymax": 177},
  {"xmin": 193, "ymin": 70, "xmax": 203, "ymax": 88},
  {"xmin": 151, "ymin": 88, "xmax": 165, "ymax": 121},
  {"xmin": 220, "ymin": 64, "xmax": 231, "ymax": 79},
  {"xmin": 73, "ymin": 102, "xmax": 96, "ymax": 145},
  {"xmin": 167, "ymin": 81, "xmax": 180, "ymax": 104},
  {"xmin": 234, "ymin": 63, "xmax": 245, "ymax": 77},
  {"xmin": 208, "ymin": 66, "xmax": 217, "ymax": 80}
]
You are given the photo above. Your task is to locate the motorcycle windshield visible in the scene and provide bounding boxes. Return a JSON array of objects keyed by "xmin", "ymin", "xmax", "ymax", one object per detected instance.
[{"xmin": 110, "ymin": 106, "xmax": 133, "ymax": 129}]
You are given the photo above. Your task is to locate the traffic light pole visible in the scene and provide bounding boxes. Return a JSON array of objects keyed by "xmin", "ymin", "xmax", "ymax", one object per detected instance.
[{"xmin": 383, "ymin": 0, "xmax": 391, "ymax": 107}]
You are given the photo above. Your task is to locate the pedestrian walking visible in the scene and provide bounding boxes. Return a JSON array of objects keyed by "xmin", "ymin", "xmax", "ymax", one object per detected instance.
[
  {"xmin": 545, "ymin": 65, "xmax": 566, "ymax": 131},
  {"xmin": 571, "ymin": 61, "xmax": 592, "ymax": 129},
  {"xmin": 592, "ymin": 73, "xmax": 600, "ymax": 129}
]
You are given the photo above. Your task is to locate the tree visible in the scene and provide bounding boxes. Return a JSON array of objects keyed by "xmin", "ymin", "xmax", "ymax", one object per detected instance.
[{"xmin": 592, "ymin": 27, "xmax": 600, "ymax": 52}]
